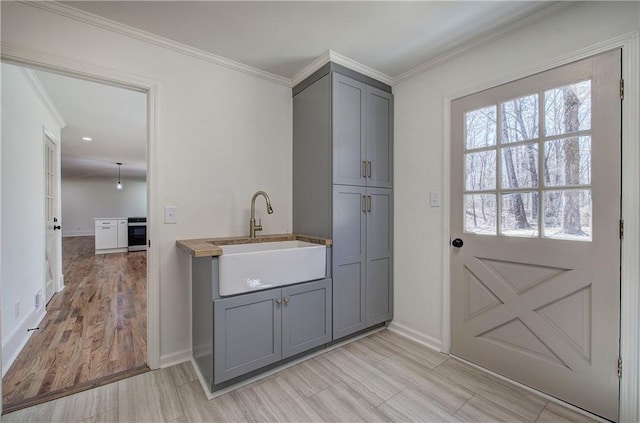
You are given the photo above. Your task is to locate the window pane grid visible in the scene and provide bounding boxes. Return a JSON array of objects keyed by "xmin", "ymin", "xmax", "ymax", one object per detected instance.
[{"xmin": 463, "ymin": 79, "xmax": 592, "ymax": 241}]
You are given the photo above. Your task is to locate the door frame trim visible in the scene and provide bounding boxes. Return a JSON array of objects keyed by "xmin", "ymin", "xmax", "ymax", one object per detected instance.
[
  {"xmin": 1, "ymin": 44, "xmax": 161, "ymax": 371},
  {"xmin": 442, "ymin": 31, "xmax": 639, "ymax": 422}
]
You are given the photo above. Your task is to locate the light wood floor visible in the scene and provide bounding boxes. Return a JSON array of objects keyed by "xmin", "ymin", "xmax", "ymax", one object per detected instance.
[
  {"xmin": 2, "ymin": 236, "xmax": 148, "ymax": 413},
  {"xmin": 4, "ymin": 330, "xmax": 598, "ymax": 423}
]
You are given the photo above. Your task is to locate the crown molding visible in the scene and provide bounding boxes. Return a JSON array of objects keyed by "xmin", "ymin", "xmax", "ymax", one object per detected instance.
[
  {"xmin": 328, "ymin": 50, "xmax": 393, "ymax": 86},
  {"xmin": 290, "ymin": 51, "xmax": 332, "ymax": 87},
  {"xmin": 291, "ymin": 49, "xmax": 393, "ymax": 88},
  {"xmin": 18, "ymin": 67, "xmax": 67, "ymax": 128},
  {"xmin": 21, "ymin": 1, "xmax": 291, "ymax": 87},
  {"xmin": 392, "ymin": 2, "xmax": 572, "ymax": 86}
]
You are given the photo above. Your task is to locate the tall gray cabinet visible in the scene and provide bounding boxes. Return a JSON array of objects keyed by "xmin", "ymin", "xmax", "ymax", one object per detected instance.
[{"xmin": 293, "ymin": 63, "xmax": 393, "ymax": 341}]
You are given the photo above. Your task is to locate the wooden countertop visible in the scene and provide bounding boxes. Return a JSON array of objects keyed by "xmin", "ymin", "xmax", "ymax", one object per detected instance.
[{"xmin": 176, "ymin": 233, "xmax": 332, "ymax": 257}]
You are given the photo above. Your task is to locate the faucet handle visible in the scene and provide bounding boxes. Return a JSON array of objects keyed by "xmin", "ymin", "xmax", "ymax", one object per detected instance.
[{"xmin": 258, "ymin": 218, "xmax": 262, "ymax": 227}]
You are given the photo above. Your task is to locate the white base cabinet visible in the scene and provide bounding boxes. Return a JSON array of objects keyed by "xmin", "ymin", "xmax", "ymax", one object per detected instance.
[{"xmin": 95, "ymin": 218, "xmax": 128, "ymax": 254}]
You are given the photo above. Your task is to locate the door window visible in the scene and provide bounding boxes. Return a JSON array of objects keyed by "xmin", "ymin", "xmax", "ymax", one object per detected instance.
[{"xmin": 463, "ymin": 80, "xmax": 593, "ymax": 240}]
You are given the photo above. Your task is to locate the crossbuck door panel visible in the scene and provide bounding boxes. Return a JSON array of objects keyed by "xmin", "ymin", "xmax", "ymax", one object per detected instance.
[{"xmin": 451, "ymin": 50, "xmax": 621, "ymax": 421}]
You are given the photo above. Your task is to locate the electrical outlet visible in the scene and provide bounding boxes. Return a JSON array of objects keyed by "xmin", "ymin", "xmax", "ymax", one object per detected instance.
[
  {"xmin": 35, "ymin": 290, "xmax": 42, "ymax": 309},
  {"xmin": 15, "ymin": 302, "xmax": 20, "ymax": 319}
]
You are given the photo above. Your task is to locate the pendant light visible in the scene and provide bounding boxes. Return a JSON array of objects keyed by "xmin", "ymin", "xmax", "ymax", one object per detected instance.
[{"xmin": 116, "ymin": 162, "xmax": 123, "ymax": 190}]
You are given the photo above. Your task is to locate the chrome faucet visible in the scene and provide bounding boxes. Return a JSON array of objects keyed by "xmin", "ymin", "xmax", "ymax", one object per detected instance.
[{"xmin": 250, "ymin": 191, "xmax": 273, "ymax": 238}]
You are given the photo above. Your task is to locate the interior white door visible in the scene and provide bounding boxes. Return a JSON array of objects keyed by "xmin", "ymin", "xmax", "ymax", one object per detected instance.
[
  {"xmin": 450, "ymin": 50, "xmax": 621, "ymax": 421},
  {"xmin": 44, "ymin": 134, "xmax": 59, "ymax": 304}
]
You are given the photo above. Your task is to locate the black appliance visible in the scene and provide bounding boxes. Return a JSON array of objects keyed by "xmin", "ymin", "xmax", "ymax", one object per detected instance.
[{"xmin": 128, "ymin": 217, "xmax": 147, "ymax": 252}]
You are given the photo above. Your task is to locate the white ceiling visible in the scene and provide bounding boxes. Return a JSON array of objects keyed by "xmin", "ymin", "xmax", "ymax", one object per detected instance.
[
  {"xmin": 35, "ymin": 70, "xmax": 147, "ymax": 180},
  {"xmin": 64, "ymin": 1, "xmax": 552, "ymax": 80}
]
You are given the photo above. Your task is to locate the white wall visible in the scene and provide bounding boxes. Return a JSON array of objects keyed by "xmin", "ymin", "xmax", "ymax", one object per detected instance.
[
  {"xmin": 1, "ymin": 63, "xmax": 62, "ymax": 371},
  {"xmin": 62, "ymin": 178, "xmax": 147, "ymax": 237},
  {"xmin": 1, "ymin": 2, "xmax": 292, "ymax": 361},
  {"xmin": 393, "ymin": 1, "xmax": 639, "ymax": 346}
]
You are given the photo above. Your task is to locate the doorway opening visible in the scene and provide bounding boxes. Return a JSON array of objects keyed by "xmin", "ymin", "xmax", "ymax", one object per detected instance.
[{"xmin": 1, "ymin": 63, "xmax": 149, "ymax": 413}]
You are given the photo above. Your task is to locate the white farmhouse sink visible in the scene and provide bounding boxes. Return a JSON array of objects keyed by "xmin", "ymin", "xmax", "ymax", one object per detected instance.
[{"xmin": 218, "ymin": 240, "xmax": 326, "ymax": 296}]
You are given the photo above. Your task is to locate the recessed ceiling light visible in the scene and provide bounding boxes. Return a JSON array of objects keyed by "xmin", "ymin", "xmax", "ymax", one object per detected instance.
[{"xmin": 81, "ymin": 137, "xmax": 93, "ymax": 142}]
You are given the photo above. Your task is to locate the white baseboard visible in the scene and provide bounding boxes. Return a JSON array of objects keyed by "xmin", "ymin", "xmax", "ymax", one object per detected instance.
[
  {"xmin": 62, "ymin": 231, "xmax": 94, "ymax": 238},
  {"xmin": 160, "ymin": 348, "xmax": 192, "ymax": 369},
  {"xmin": 2, "ymin": 307, "xmax": 46, "ymax": 377},
  {"xmin": 58, "ymin": 273, "xmax": 65, "ymax": 291},
  {"xmin": 387, "ymin": 321, "xmax": 443, "ymax": 352}
]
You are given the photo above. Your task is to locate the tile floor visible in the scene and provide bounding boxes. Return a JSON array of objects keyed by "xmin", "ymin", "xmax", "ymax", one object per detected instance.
[{"xmin": 3, "ymin": 330, "xmax": 599, "ymax": 423}]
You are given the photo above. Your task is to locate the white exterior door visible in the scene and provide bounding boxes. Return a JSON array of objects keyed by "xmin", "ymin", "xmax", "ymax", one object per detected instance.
[
  {"xmin": 450, "ymin": 50, "xmax": 621, "ymax": 421},
  {"xmin": 44, "ymin": 134, "xmax": 59, "ymax": 304}
]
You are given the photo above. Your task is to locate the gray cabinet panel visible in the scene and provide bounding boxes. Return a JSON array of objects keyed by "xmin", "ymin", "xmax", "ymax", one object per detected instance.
[
  {"xmin": 332, "ymin": 185, "xmax": 367, "ymax": 339},
  {"xmin": 333, "ymin": 185, "xmax": 367, "ymax": 259},
  {"xmin": 192, "ymin": 257, "xmax": 214, "ymax": 389},
  {"xmin": 366, "ymin": 188, "xmax": 393, "ymax": 325},
  {"xmin": 213, "ymin": 289, "xmax": 282, "ymax": 384},
  {"xmin": 333, "ymin": 262, "xmax": 365, "ymax": 339},
  {"xmin": 366, "ymin": 257, "xmax": 392, "ymax": 325},
  {"xmin": 366, "ymin": 188, "xmax": 393, "ymax": 257},
  {"xmin": 366, "ymin": 87, "xmax": 393, "ymax": 188},
  {"xmin": 293, "ymin": 74, "xmax": 332, "ymax": 238},
  {"xmin": 333, "ymin": 73, "xmax": 366, "ymax": 186},
  {"xmin": 282, "ymin": 278, "xmax": 332, "ymax": 358}
]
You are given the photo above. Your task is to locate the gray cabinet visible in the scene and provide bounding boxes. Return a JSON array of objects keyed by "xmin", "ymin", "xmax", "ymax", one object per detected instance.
[
  {"xmin": 213, "ymin": 278, "xmax": 331, "ymax": 384},
  {"xmin": 332, "ymin": 186, "xmax": 393, "ymax": 339},
  {"xmin": 213, "ymin": 289, "xmax": 282, "ymax": 384},
  {"xmin": 282, "ymin": 279, "xmax": 332, "ymax": 359},
  {"xmin": 293, "ymin": 63, "xmax": 394, "ymax": 342},
  {"xmin": 333, "ymin": 73, "xmax": 393, "ymax": 189}
]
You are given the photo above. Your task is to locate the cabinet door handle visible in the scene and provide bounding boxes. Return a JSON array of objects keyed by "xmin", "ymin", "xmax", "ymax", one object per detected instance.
[
  {"xmin": 283, "ymin": 297, "xmax": 290, "ymax": 304},
  {"xmin": 362, "ymin": 195, "xmax": 367, "ymax": 213},
  {"xmin": 362, "ymin": 161, "xmax": 367, "ymax": 178},
  {"xmin": 367, "ymin": 195, "xmax": 372, "ymax": 212},
  {"xmin": 367, "ymin": 161, "xmax": 372, "ymax": 178},
  {"xmin": 275, "ymin": 299, "xmax": 282, "ymax": 305}
]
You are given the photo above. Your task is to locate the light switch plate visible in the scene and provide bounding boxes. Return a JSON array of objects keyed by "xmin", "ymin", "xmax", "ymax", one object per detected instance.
[
  {"xmin": 164, "ymin": 206, "xmax": 178, "ymax": 224},
  {"xmin": 429, "ymin": 191, "xmax": 441, "ymax": 207}
]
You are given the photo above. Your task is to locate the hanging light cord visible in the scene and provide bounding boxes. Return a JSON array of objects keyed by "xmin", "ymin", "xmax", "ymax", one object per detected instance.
[{"xmin": 117, "ymin": 162, "xmax": 123, "ymax": 189}]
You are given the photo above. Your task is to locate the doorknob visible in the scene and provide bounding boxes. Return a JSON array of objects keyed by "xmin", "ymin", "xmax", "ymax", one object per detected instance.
[
  {"xmin": 53, "ymin": 217, "xmax": 58, "ymax": 223},
  {"xmin": 452, "ymin": 238, "xmax": 463, "ymax": 248},
  {"xmin": 53, "ymin": 225, "xmax": 61, "ymax": 231}
]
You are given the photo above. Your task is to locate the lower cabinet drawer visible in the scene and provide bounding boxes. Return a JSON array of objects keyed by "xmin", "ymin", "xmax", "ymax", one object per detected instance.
[
  {"xmin": 212, "ymin": 278, "xmax": 332, "ymax": 384},
  {"xmin": 95, "ymin": 219, "xmax": 117, "ymax": 226}
]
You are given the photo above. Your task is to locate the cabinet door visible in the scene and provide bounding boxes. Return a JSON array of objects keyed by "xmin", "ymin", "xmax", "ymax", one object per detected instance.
[
  {"xmin": 366, "ymin": 87, "xmax": 393, "ymax": 188},
  {"xmin": 365, "ymin": 188, "xmax": 393, "ymax": 325},
  {"xmin": 117, "ymin": 220, "xmax": 128, "ymax": 248},
  {"xmin": 332, "ymin": 185, "xmax": 367, "ymax": 340},
  {"xmin": 213, "ymin": 289, "xmax": 282, "ymax": 384},
  {"xmin": 282, "ymin": 278, "xmax": 332, "ymax": 359},
  {"xmin": 95, "ymin": 225, "xmax": 117, "ymax": 250},
  {"xmin": 333, "ymin": 73, "xmax": 366, "ymax": 186}
]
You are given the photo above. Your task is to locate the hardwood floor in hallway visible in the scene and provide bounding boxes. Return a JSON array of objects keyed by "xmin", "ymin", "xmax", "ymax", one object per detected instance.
[{"xmin": 2, "ymin": 236, "xmax": 148, "ymax": 414}]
